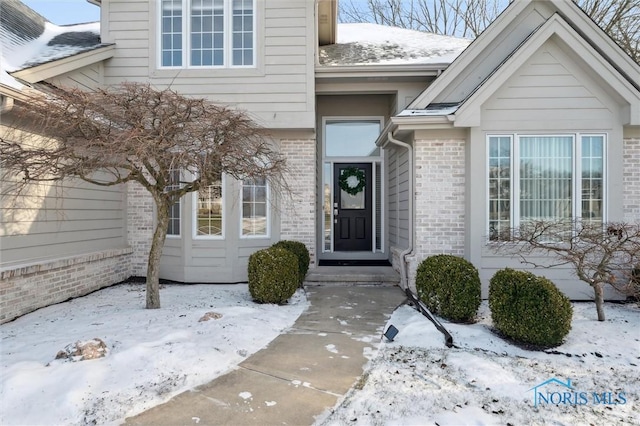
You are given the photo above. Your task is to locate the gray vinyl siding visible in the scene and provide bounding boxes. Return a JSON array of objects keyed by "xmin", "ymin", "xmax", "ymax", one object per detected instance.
[
  {"xmin": 102, "ymin": 0, "xmax": 315, "ymax": 129},
  {"xmin": 0, "ymin": 176, "xmax": 126, "ymax": 266},
  {"xmin": 387, "ymin": 146, "xmax": 410, "ymax": 249},
  {"xmin": 46, "ymin": 63, "xmax": 103, "ymax": 91},
  {"xmin": 482, "ymin": 40, "xmax": 615, "ymax": 131}
]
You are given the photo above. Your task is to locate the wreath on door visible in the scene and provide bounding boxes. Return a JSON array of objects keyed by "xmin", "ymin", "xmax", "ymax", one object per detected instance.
[{"xmin": 339, "ymin": 167, "xmax": 366, "ymax": 196}]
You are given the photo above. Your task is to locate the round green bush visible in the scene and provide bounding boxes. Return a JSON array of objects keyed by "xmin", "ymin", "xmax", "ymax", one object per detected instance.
[
  {"xmin": 489, "ymin": 268, "xmax": 573, "ymax": 348},
  {"xmin": 415, "ymin": 254, "xmax": 481, "ymax": 322},
  {"xmin": 248, "ymin": 247, "xmax": 299, "ymax": 304},
  {"xmin": 272, "ymin": 240, "xmax": 310, "ymax": 286}
]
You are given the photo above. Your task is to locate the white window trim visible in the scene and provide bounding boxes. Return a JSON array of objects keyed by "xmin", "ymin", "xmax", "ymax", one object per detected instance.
[
  {"xmin": 192, "ymin": 174, "xmax": 225, "ymax": 240},
  {"xmin": 239, "ymin": 178, "xmax": 270, "ymax": 239},
  {"xmin": 485, "ymin": 133, "xmax": 608, "ymax": 240},
  {"xmin": 158, "ymin": 0, "xmax": 256, "ymax": 70}
]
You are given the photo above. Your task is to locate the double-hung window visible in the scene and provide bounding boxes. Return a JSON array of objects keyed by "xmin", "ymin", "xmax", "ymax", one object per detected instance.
[
  {"xmin": 160, "ymin": 0, "xmax": 255, "ymax": 68},
  {"xmin": 241, "ymin": 177, "xmax": 269, "ymax": 237},
  {"xmin": 488, "ymin": 134, "xmax": 605, "ymax": 240}
]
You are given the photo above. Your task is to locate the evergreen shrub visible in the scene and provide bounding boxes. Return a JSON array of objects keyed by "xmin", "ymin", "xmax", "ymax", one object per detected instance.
[
  {"xmin": 248, "ymin": 247, "xmax": 299, "ymax": 304},
  {"xmin": 489, "ymin": 268, "xmax": 573, "ymax": 348},
  {"xmin": 272, "ymin": 240, "xmax": 310, "ymax": 286},
  {"xmin": 415, "ymin": 254, "xmax": 481, "ymax": 322}
]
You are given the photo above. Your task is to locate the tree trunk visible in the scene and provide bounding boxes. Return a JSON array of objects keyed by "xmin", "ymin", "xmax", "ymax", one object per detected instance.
[
  {"xmin": 146, "ymin": 197, "xmax": 170, "ymax": 309},
  {"xmin": 594, "ymin": 283, "xmax": 606, "ymax": 321}
]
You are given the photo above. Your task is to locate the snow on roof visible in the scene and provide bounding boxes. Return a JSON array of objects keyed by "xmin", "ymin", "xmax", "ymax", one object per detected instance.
[
  {"xmin": 0, "ymin": 0, "xmax": 103, "ymax": 91},
  {"xmin": 319, "ymin": 23, "xmax": 471, "ymax": 66}
]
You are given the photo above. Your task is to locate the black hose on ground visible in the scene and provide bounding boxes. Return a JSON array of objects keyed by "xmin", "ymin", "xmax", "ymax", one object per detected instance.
[{"xmin": 404, "ymin": 288, "xmax": 454, "ymax": 348}]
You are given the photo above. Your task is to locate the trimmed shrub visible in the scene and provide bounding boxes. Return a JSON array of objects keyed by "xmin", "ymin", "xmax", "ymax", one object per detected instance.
[
  {"xmin": 272, "ymin": 240, "xmax": 310, "ymax": 286},
  {"xmin": 415, "ymin": 254, "xmax": 481, "ymax": 322},
  {"xmin": 248, "ymin": 247, "xmax": 299, "ymax": 304},
  {"xmin": 489, "ymin": 268, "xmax": 573, "ymax": 348}
]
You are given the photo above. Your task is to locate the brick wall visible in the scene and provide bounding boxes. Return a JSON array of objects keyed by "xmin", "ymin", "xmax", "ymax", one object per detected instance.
[
  {"xmin": 624, "ymin": 138, "xmax": 640, "ymax": 222},
  {"xmin": 0, "ymin": 248, "xmax": 132, "ymax": 324},
  {"xmin": 409, "ymin": 139, "xmax": 467, "ymax": 289},
  {"xmin": 127, "ymin": 181, "xmax": 154, "ymax": 276},
  {"xmin": 279, "ymin": 139, "xmax": 316, "ymax": 266}
]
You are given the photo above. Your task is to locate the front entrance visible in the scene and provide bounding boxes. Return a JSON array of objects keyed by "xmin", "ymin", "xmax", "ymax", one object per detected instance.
[
  {"xmin": 319, "ymin": 116, "xmax": 386, "ymax": 260},
  {"xmin": 333, "ymin": 163, "xmax": 372, "ymax": 251}
]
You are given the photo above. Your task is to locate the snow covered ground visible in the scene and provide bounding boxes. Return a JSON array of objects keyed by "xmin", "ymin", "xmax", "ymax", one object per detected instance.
[
  {"xmin": 0, "ymin": 283, "xmax": 308, "ymax": 425},
  {"xmin": 320, "ymin": 301, "xmax": 639, "ymax": 426},
  {"xmin": 1, "ymin": 282, "xmax": 637, "ymax": 426}
]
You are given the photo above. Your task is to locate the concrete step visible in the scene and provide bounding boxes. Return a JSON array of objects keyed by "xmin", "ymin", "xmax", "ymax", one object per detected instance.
[{"xmin": 304, "ymin": 266, "xmax": 400, "ymax": 286}]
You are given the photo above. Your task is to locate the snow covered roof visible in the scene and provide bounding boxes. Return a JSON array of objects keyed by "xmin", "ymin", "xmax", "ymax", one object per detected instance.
[
  {"xmin": 0, "ymin": 0, "xmax": 106, "ymax": 91},
  {"xmin": 319, "ymin": 23, "xmax": 471, "ymax": 67}
]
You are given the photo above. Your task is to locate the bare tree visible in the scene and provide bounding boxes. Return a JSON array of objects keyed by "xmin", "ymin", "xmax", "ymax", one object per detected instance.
[
  {"xmin": 339, "ymin": 0, "xmax": 505, "ymax": 38},
  {"xmin": 339, "ymin": 0, "xmax": 640, "ymax": 62},
  {"xmin": 578, "ymin": 0, "xmax": 640, "ymax": 63},
  {"xmin": 0, "ymin": 82, "xmax": 286, "ymax": 309},
  {"xmin": 495, "ymin": 220, "xmax": 640, "ymax": 321}
]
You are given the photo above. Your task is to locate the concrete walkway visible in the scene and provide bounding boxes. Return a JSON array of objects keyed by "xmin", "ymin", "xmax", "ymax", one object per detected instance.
[{"xmin": 124, "ymin": 285, "xmax": 406, "ymax": 426}]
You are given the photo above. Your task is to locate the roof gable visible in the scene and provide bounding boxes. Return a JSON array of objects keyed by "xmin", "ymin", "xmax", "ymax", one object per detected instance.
[
  {"xmin": 406, "ymin": 0, "xmax": 640, "ymax": 119},
  {"xmin": 454, "ymin": 14, "xmax": 640, "ymax": 126},
  {"xmin": 0, "ymin": 0, "xmax": 110, "ymax": 94}
]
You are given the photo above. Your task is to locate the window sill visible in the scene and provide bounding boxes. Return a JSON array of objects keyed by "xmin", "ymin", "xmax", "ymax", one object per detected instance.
[{"xmin": 150, "ymin": 67, "xmax": 264, "ymax": 79}]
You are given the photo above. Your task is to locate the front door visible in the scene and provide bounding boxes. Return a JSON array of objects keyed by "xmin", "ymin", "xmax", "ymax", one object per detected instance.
[{"xmin": 333, "ymin": 163, "xmax": 372, "ymax": 251}]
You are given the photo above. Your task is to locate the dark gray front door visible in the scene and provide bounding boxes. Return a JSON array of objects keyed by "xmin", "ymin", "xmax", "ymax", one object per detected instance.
[{"xmin": 333, "ymin": 163, "xmax": 372, "ymax": 251}]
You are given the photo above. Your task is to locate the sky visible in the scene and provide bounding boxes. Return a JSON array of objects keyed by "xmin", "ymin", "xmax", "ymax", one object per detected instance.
[
  {"xmin": 22, "ymin": 0, "xmax": 100, "ymax": 25},
  {"xmin": 1, "ymin": 282, "xmax": 637, "ymax": 425}
]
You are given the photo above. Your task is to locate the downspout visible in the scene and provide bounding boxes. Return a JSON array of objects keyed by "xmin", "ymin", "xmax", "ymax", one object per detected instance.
[
  {"xmin": 384, "ymin": 131, "xmax": 413, "ymax": 291},
  {"xmin": 384, "ymin": 131, "xmax": 454, "ymax": 347}
]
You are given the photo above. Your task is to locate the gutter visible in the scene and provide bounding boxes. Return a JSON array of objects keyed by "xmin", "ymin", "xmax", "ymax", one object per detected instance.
[{"xmin": 315, "ymin": 64, "xmax": 449, "ymax": 80}]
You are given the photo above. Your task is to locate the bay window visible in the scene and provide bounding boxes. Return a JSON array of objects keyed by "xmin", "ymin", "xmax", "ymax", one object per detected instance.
[
  {"xmin": 488, "ymin": 134, "xmax": 605, "ymax": 240},
  {"xmin": 160, "ymin": 0, "xmax": 255, "ymax": 68}
]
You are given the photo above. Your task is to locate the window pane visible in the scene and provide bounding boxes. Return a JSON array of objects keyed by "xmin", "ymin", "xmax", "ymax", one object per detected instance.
[
  {"xmin": 161, "ymin": 0, "xmax": 183, "ymax": 67},
  {"xmin": 325, "ymin": 121, "xmax": 382, "ymax": 157},
  {"xmin": 243, "ymin": 50, "xmax": 253, "ymax": 66},
  {"xmin": 488, "ymin": 136, "xmax": 511, "ymax": 240},
  {"xmin": 231, "ymin": 0, "xmax": 253, "ymax": 66},
  {"xmin": 196, "ymin": 175, "xmax": 223, "ymax": 237},
  {"xmin": 519, "ymin": 136, "xmax": 573, "ymax": 222},
  {"xmin": 242, "ymin": 178, "xmax": 268, "ymax": 236},
  {"xmin": 190, "ymin": 0, "xmax": 223, "ymax": 67},
  {"xmin": 581, "ymin": 135, "xmax": 604, "ymax": 223}
]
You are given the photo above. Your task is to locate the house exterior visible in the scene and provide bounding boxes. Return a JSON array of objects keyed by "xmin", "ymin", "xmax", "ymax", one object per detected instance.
[{"xmin": 1, "ymin": 0, "xmax": 639, "ymax": 323}]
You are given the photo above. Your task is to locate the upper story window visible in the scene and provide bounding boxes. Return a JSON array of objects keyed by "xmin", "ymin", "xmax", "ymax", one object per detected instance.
[
  {"xmin": 160, "ymin": 0, "xmax": 255, "ymax": 68},
  {"xmin": 487, "ymin": 134, "xmax": 605, "ymax": 241}
]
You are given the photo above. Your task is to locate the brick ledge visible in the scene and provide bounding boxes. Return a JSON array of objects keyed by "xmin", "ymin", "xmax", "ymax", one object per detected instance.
[{"xmin": 0, "ymin": 247, "xmax": 133, "ymax": 280}]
